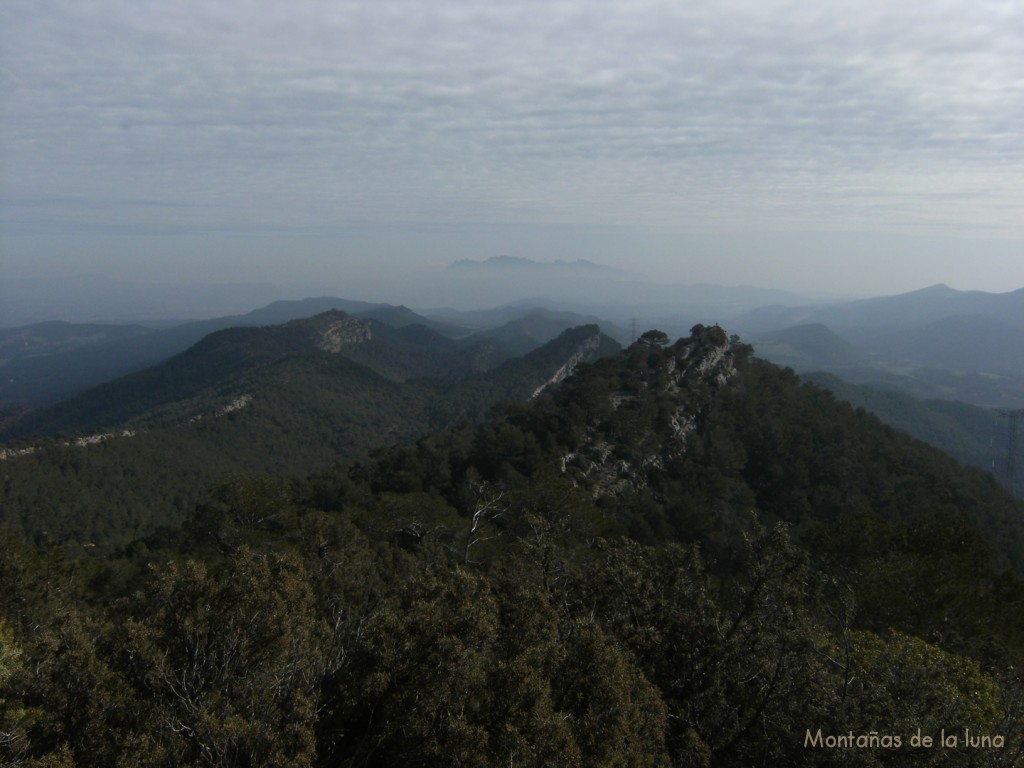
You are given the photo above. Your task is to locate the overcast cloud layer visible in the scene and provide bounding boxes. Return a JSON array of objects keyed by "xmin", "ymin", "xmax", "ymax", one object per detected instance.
[{"xmin": 2, "ymin": 0, "xmax": 1023, "ymax": 297}]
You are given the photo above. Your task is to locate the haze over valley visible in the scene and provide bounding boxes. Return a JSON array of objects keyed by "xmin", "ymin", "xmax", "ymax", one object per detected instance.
[
  {"xmin": 4, "ymin": 256, "xmax": 1024, "ymax": 491},
  {"xmin": 3, "ymin": 1, "xmax": 1024, "ymax": 764}
]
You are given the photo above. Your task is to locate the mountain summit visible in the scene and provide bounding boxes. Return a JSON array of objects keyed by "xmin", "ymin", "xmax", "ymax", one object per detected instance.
[
  {"xmin": 368, "ymin": 323, "xmax": 1024, "ymax": 572},
  {"xmin": 450, "ymin": 255, "xmax": 624, "ymax": 274},
  {"xmin": 4, "ymin": 321, "xmax": 1024, "ymax": 766}
]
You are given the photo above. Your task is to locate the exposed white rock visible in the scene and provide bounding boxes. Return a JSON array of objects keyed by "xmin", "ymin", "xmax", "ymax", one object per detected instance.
[
  {"xmin": 0, "ymin": 446, "xmax": 36, "ymax": 460},
  {"xmin": 558, "ymin": 325, "xmax": 737, "ymax": 500},
  {"xmin": 531, "ymin": 332, "xmax": 602, "ymax": 399},
  {"xmin": 317, "ymin": 318, "xmax": 372, "ymax": 352},
  {"xmin": 3, "ymin": 396, "xmax": 252, "ymax": 461}
]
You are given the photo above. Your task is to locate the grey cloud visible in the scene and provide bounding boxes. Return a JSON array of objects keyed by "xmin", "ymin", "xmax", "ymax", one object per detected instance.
[{"xmin": 2, "ymin": 0, "xmax": 1023, "ymax": 291}]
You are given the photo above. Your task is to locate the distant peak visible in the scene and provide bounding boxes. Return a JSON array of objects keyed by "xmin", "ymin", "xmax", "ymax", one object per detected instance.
[
  {"xmin": 450, "ymin": 256, "xmax": 620, "ymax": 273},
  {"xmin": 922, "ymin": 282, "xmax": 954, "ymax": 292}
]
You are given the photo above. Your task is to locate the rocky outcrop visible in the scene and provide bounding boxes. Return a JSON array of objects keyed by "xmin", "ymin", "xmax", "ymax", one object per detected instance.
[
  {"xmin": 316, "ymin": 317, "xmax": 372, "ymax": 352},
  {"xmin": 531, "ymin": 331, "xmax": 604, "ymax": 399},
  {"xmin": 2, "ymin": 395, "xmax": 254, "ymax": 461},
  {"xmin": 188, "ymin": 394, "xmax": 253, "ymax": 423},
  {"xmin": 560, "ymin": 324, "xmax": 737, "ymax": 499},
  {"xmin": 0, "ymin": 428, "xmax": 136, "ymax": 460}
]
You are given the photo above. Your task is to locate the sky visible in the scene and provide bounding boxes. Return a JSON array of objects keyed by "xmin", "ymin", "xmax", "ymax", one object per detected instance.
[{"xmin": 2, "ymin": 0, "xmax": 1023, "ymax": 301}]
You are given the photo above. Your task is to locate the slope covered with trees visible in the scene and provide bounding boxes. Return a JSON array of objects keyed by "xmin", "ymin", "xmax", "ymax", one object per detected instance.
[
  {"xmin": 0, "ymin": 318, "xmax": 619, "ymax": 547},
  {"xmin": 803, "ymin": 372, "xmax": 1014, "ymax": 489},
  {"xmin": 2, "ymin": 325, "xmax": 1023, "ymax": 766}
]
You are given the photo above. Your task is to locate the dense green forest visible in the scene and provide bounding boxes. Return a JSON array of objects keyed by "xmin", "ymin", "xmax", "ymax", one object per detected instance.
[
  {"xmin": 0, "ymin": 318, "xmax": 618, "ymax": 547},
  {"xmin": 2, "ymin": 325, "xmax": 1023, "ymax": 766},
  {"xmin": 801, "ymin": 372, "xmax": 1018, "ymax": 494}
]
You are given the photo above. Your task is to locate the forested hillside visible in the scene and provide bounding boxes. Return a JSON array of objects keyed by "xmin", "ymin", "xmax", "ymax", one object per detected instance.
[
  {"xmin": 0, "ymin": 299, "xmax": 394, "ymax": 408},
  {"xmin": 0, "ymin": 311, "xmax": 503, "ymax": 440},
  {"xmin": 740, "ymin": 285, "xmax": 1024, "ymax": 410},
  {"xmin": 803, "ymin": 372, "xmax": 1014, "ymax": 491},
  {"xmin": 1, "ymin": 325, "xmax": 1023, "ymax": 766},
  {"xmin": 0, "ymin": 319, "xmax": 618, "ymax": 547}
]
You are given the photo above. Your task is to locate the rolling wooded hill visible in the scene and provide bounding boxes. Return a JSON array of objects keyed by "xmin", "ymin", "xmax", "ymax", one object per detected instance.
[
  {"xmin": 740, "ymin": 284, "xmax": 1024, "ymax": 409},
  {"xmin": 2, "ymin": 323, "xmax": 1023, "ymax": 766},
  {"xmin": 0, "ymin": 314, "xmax": 619, "ymax": 546}
]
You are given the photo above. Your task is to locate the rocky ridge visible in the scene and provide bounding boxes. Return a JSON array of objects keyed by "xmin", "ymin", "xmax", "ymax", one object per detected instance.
[
  {"xmin": 531, "ymin": 331, "xmax": 605, "ymax": 399},
  {"xmin": 559, "ymin": 324, "xmax": 738, "ymax": 499},
  {"xmin": 315, "ymin": 316, "xmax": 373, "ymax": 352}
]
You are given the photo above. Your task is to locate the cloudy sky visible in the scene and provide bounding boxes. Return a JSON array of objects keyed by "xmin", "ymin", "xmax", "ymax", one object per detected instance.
[{"xmin": 2, "ymin": 0, "xmax": 1023, "ymax": 300}]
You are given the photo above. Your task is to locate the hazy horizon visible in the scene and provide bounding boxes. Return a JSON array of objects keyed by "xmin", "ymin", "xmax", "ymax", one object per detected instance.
[
  {"xmin": 3, "ymin": 1, "xmax": 1024, "ymax": 300},
  {"xmin": 3, "ymin": 254, "xmax": 1022, "ymax": 329}
]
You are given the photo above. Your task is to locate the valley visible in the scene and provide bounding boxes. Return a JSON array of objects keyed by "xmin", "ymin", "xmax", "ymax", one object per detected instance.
[
  {"xmin": 6, "ymin": 1, "xmax": 1022, "ymax": 760},
  {"xmin": 2, "ymin": 283, "xmax": 1024, "ymax": 766}
]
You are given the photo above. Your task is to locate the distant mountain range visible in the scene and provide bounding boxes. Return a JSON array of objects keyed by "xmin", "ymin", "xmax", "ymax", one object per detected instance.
[
  {"xmin": 744, "ymin": 323, "xmax": 869, "ymax": 369},
  {"xmin": 5, "ymin": 280, "xmax": 1024, "ymax": 520},
  {"xmin": 740, "ymin": 284, "xmax": 1024, "ymax": 408},
  {"xmin": 0, "ymin": 311, "xmax": 620, "ymax": 544},
  {"xmin": 1, "ymin": 265, "xmax": 814, "ymax": 329},
  {"xmin": 5, "ymin": 279, "xmax": 1023, "ymax": 423},
  {"xmin": 0, "ymin": 274, "xmax": 300, "ymax": 326},
  {"xmin": 0, "ymin": 311, "xmax": 617, "ymax": 441},
  {"xmin": 1, "ymin": 297, "xmax": 397, "ymax": 408},
  {"xmin": 1, "ymin": 299, "xmax": 620, "ymax": 409},
  {"xmin": 450, "ymin": 255, "xmax": 627, "ymax": 274},
  {"xmin": 6, "ymin": 320, "xmax": 1024, "ymax": 766},
  {"xmin": 737, "ymin": 283, "xmax": 1024, "ymax": 331}
]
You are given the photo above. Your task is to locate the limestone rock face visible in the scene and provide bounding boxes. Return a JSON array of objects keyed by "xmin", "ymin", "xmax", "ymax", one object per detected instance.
[
  {"xmin": 531, "ymin": 331, "xmax": 605, "ymax": 399},
  {"xmin": 316, "ymin": 317, "xmax": 373, "ymax": 352},
  {"xmin": 559, "ymin": 324, "xmax": 738, "ymax": 500}
]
